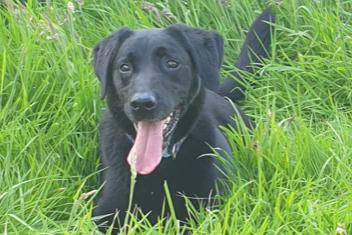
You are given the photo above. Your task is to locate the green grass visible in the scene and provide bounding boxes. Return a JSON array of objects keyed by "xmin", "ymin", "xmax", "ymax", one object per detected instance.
[{"xmin": 1, "ymin": 0, "xmax": 352, "ymax": 234}]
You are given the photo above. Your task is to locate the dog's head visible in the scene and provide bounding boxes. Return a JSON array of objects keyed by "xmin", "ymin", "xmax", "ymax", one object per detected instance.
[{"xmin": 93, "ymin": 24, "xmax": 224, "ymax": 175}]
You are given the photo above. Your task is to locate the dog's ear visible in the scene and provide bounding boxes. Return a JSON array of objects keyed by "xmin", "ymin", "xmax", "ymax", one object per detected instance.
[
  {"xmin": 165, "ymin": 24, "xmax": 224, "ymax": 91},
  {"xmin": 93, "ymin": 28, "xmax": 133, "ymax": 98}
]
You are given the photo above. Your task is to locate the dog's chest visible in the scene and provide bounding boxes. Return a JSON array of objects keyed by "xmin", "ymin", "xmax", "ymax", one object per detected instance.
[{"xmin": 132, "ymin": 135, "xmax": 219, "ymax": 203}]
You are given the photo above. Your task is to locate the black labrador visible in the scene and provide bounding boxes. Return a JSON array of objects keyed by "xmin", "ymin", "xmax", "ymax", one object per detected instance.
[{"xmin": 92, "ymin": 8, "xmax": 274, "ymax": 233}]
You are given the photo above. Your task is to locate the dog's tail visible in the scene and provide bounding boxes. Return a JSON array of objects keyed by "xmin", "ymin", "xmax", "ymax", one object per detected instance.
[{"xmin": 218, "ymin": 7, "xmax": 275, "ymax": 101}]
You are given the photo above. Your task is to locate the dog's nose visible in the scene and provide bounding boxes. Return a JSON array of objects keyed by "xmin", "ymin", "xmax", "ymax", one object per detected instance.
[{"xmin": 130, "ymin": 92, "xmax": 157, "ymax": 111}]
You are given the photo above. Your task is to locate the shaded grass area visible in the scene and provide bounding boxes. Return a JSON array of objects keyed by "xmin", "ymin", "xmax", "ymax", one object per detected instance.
[{"xmin": 0, "ymin": 0, "xmax": 351, "ymax": 234}]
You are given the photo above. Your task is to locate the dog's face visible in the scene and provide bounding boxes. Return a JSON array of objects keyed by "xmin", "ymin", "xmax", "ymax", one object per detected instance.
[
  {"xmin": 113, "ymin": 29, "xmax": 194, "ymax": 123},
  {"xmin": 93, "ymin": 24, "xmax": 224, "ymax": 175}
]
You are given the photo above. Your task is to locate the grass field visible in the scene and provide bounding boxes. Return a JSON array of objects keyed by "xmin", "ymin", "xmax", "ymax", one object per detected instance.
[{"xmin": 1, "ymin": 0, "xmax": 352, "ymax": 234}]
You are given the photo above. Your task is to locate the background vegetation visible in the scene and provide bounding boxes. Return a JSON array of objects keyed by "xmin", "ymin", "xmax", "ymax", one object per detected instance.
[{"xmin": 0, "ymin": 0, "xmax": 351, "ymax": 234}]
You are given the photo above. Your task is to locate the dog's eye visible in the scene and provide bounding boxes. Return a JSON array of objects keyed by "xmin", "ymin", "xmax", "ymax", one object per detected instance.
[
  {"xmin": 166, "ymin": 60, "xmax": 179, "ymax": 69},
  {"xmin": 119, "ymin": 64, "xmax": 131, "ymax": 73}
]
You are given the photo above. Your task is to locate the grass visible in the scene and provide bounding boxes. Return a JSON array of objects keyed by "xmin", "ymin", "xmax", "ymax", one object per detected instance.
[{"xmin": 1, "ymin": 0, "xmax": 351, "ymax": 234}]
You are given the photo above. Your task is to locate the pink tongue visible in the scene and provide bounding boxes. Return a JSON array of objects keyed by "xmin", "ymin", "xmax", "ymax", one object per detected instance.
[{"xmin": 127, "ymin": 121, "xmax": 164, "ymax": 175}]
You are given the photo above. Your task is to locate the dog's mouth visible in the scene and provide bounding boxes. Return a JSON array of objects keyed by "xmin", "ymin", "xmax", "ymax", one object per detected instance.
[
  {"xmin": 132, "ymin": 109, "xmax": 181, "ymax": 140},
  {"xmin": 127, "ymin": 108, "xmax": 182, "ymax": 175},
  {"xmin": 163, "ymin": 109, "xmax": 181, "ymax": 139}
]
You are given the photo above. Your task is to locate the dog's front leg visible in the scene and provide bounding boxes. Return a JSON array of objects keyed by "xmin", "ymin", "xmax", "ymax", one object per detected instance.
[{"xmin": 93, "ymin": 166, "xmax": 131, "ymax": 233}]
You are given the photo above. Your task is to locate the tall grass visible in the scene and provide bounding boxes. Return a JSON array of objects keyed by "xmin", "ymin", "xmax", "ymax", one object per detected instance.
[{"xmin": 0, "ymin": 0, "xmax": 351, "ymax": 234}]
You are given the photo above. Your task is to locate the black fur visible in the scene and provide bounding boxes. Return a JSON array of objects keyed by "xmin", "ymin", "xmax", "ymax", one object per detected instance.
[
  {"xmin": 92, "ymin": 8, "xmax": 275, "ymax": 233},
  {"xmin": 218, "ymin": 7, "xmax": 275, "ymax": 101}
]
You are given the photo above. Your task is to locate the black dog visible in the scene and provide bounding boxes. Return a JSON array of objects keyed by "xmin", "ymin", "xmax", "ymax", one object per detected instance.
[{"xmin": 92, "ymin": 8, "xmax": 274, "ymax": 233}]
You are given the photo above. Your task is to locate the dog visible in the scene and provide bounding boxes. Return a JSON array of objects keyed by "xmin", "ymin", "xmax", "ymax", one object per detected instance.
[{"xmin": 92, "ymin": 8, "xmax": 274, "ymax": 233}]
